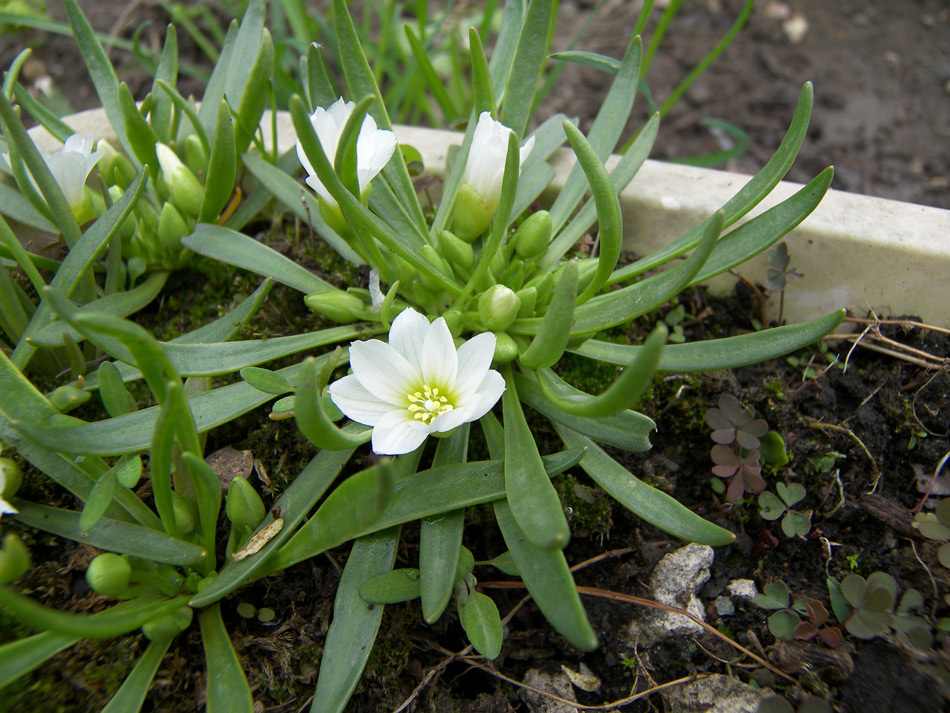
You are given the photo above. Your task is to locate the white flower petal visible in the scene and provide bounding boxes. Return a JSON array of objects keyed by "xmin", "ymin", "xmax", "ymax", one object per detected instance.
[
  {"xmin": 421, "ymin": 317, "xmax": 458, "ymax": 388},
  {"xmin": 465, "ymin": 370, "xmax": 506, "ymax": 421},
  {"xmin": 388, "ymin": 307, "xmax": 430, "ymax": 366},
  {"xmin": 0, "ymin": 496, "xmax": 17, "ymax": 517},
  {"xmin": 348, "ymin": 338, "xmax": 419, "ymax": 405},
  {"xmin": 372, "ymin": 409, "xmax": 429, "ymax": 455},
  {"xmin": 453, "ymin": 332, "xmax": 496, "ymax": 399},
  {"xmin": 327, "ymin": 374, "xmax": 394, "ymax": 426}
]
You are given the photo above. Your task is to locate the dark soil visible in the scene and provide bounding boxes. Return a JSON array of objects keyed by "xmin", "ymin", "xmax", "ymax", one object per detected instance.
[{"xmin": 2, "ymin": 1, "xmax": 950, "ymax": 712}]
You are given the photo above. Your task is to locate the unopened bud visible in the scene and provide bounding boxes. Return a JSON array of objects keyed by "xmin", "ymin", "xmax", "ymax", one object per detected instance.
[
  {"xmin": 515, "ymin": 286, "xmax": 537, "ymax": 317},
  {"xmin": 451, "ymin": 183, "xmax": 494, "ymax": 242},
  {"xmin": 1, "ymin": 457, "xmax": 22, "ymax": 501},
  {"xmin": 438, "ymin": 230, "xmax": 474, "ymax": 272},
  {"xmin": 86, "ymin": 553, "xmax": 132, "ymax": 596},
  {"xmin": 226, "ymin": 476, "xmax": 265, "ymax": 530},
  {"xmin": 157, "ymin": 202, "xmax": 189, "ymax": 253},
  {"xmin": 142, "ymin": 606, "xmax": 193, "ymax": 642},
  {"xmin": 478, "ymin": 284, "xmax": 521, "ymax": 331},
  {"xmin": 184, "ymin": 134, "xmax": 209, "ymax": 178},
  {"xmin": 156, "ymin": 143, "xmax": 204, "ymax": 218},
  {"xmin": 492, "ymin": 332, "xmax": 519, "ymax": 365},
  {"xmin": 442, "ymin": 309, "xmax": 464, "ymax": 337},
  {"xmin": 48, "ymin": 384, "xmax": 92, "ymax": 413},
  {"xmin": 420, "ymin": 245, "xmax": 454, "ymax": 289},
  {"xmin": 304, "ymin": 289, "xmax": 366, "ymax": 323},
  {"xmin": 0, "ymin": 534, "xmax": 30, "ymax": 583},
  {"xmin": 513, "ymin": 210, "xmax": 552, "ymax": 259}
]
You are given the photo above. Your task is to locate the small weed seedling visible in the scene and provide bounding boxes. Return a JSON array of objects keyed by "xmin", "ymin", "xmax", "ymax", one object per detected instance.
[
  {"xmin": 758, "ymin": 482, "xmax": 811, "ymax": 538},
  {"xmin": 755, "ymin": 580, "xmax": 842, "ymax": 648},
  {"xmin": 828, "ymin": 572, "xmax": 931, "ymax": 649}
]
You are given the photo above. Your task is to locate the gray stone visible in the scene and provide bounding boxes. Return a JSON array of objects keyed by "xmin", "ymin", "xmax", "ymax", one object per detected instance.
[
  {"xmin": 661, "ymin": 674, "xmax": 773, "ymax": 713},
  {"xmin": 626, "ymin": 543, "xmax": 714, "ymax": 647},
  {"xmin": 521, "ymin": 669, "xmax": 579, "ymax": 713},
  {"xmin": 727, "ymin": 579, "xmax": 759, "ymax": 602}
]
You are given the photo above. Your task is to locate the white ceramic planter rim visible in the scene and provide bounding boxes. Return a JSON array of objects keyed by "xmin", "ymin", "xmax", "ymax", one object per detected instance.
[{"xmin": 29, "ymin": 108, "xmax": 950, "ymax": 328}]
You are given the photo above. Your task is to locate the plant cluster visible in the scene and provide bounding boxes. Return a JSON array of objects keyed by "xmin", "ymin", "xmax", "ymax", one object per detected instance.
[
  {"xmin": 755, "ymin": 579, "xmax": 842, "ymax": 648},
  {"xmin": 0, "ymin": 0, "xmax": 845, "ymax": 710}
]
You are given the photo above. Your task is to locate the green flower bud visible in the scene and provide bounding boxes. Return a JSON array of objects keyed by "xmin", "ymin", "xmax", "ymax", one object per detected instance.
[
  {"xmin": 438, "ymin": 230, "xmax": 474, "ymax": 272},
  {"xmin": 442, "ymin": 309, "xmax": 464, "ymax": 337},
  {"xmin": 419, "ymin": 244, "xmax": 454, "ymax": 289},
  {"xmin": 515, "ymin": 286, "xmax": 537, "ymax": 317},
  {"xmin": 142, "ymin": 606, "xmax": 193, "ymax": 642},
  {"xmin": 226, "ymin": 476, "xmax": 265, "ymax": 530},
  {"xmin": 86, "ymin": 553, "xmax": 132, "ymax": 596},
  {"xmin": 184, "ymin": 134, "xmax": 209, "ymax": 178},
  {"xmin": 157, "ymin": 203, "xmax": 189, "ymax": 253},
  {"xmin": 154, "ymin": 563, "xmax": 185, "ymax": 597},
  {"xmin": 1, "ymin": 457, "xmax": 23, "ymax": 500},
  {"xmin": 492, "ymin": 332, "xmax": 519, "ymax": 365},
  {"xmin": 451, "ymin": 182, "xmax": 495, "ymax": 242},
  {"xmin": 513, "ymin": 210, "xmax": 552, "ymax": 259},
  {"xmin": 0, "ymin": 534, "xmax": 30, "ymax": 584},
  {"xmin": 48, "ymin": 384, "xmax": 92, "ymax": 413},
  {"xmin": 304, "ymin": 289, "xmax": 367, "ymax": 323},
  {"xmin": 171, "ymin": 492, "xmax": 198, "ymax": 537},
  {"xmin": 318, "ymin": 196, "xmax": 350, "ymax": 238},
  {"xmin": 488, "ymin": 249, "xmax": 507, "ymax": 282},
  {"xmin": 478, "ymin": 284, "xmax": 521, "ymax": 331},
  {"xmin": 156, "ymin": 143, "xmax": 204, "ymax": 219}
]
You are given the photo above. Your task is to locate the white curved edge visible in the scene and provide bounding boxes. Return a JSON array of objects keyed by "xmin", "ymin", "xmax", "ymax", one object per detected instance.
[{"xmin": 32, "ymin": 109, "xmax": 950, "ymax": 328}]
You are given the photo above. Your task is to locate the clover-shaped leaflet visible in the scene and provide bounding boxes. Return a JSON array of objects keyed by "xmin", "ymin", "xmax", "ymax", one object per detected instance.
[{"xmin": 705, "ymin": 393, "xmax": 768, "ymax": 449}]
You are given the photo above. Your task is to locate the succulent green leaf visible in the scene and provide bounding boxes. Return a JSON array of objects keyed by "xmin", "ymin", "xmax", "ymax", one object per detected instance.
[
  {"xmin": 239, "ymin": 367, "xmax": 293, "ymax": 395},
  {"xmin": 0, "ymin": 631, "xmax": 79, "ymax": 690},
  {"xmin": 359, "ymin": 568, "xmax": 422, "ymax": 604},
  {"xmin": 498, "ymin": 0, "xmax": 554, "ymax": 139},
  {"xmin": 295, "ymin": 357, "xmax": 372, "ymax": 450},
  {"xmin": 199, "ymin": 100, "xmax": 237, "ymax": 223},
  {"xmin": 80, "ymin": 469, "xmax": 117, "ymax": 532},
  {"xmin": 101, "ymin": 637, "xmax": 173, "ymax": 713},
  {"xmin": 518, "ymin": 260, "xmax": 578, "ymax": 369},
  {"xmin": 494, "ymin": 500, "xmax": 597, "ymax": 651},
  {"xmin": 198, "ymin": 604, "xmax": 254, "ymax": 713},
  {"xmin": 502, "ymin": 373, "xmax": 570, "ymax": 550},
  {"xmin": 458, "ymin": 590, "xmax": 504, "ymax": 659}
]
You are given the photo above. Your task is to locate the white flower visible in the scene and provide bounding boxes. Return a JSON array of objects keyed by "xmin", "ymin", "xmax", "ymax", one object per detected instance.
[
  {"xmin": 155, "ymin": 143, "xmax": 204, "ymax": 218},
  {"xmin": 42, "ymin": 134, "xmax": 104, "ymax": 209},
  {"xmin": 0, "ymin": 458, "xmax": 18, "ymax": 519},
  {"xmin": 296, "ymin": 97, "xmax": 397, "ymax": 206},
  {"xmin": 452, "ymin": 111, "xmax": 535, "ymax": 241},
  {"xmin": 328, "ymin": 307, "xmax": 505, "ymax": 455}
]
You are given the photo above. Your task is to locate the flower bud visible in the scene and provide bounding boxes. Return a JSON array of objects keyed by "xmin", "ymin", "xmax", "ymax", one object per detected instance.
[
  {"xmin": 184, "ymin": 134, "xmax": 209, "ymax": 178},
  {"xmin": 442, "ymin": 309, "xmax": 464, "ymax": 337},
  {"xmin": 1, "ymin": 457, "xmax": 22, "ymax": 501},
  {"xmin": 419, "ymin": 244, "xmax": 454, "ymax": 290},
  {"xmin": 478, "ymin": 284, "xmax": 521, "ymax": 331},
  {"xmin": 156, "ymin": 143, "xmax": 204, "ymax": 219},
  {"xmin": 48, "ymin": 384, "xmax": 92, "ymax": 413},
  {"xmin": 451, "ymin": 182, "xmax": 495, "ymax": 242},
  {"xmin": 226, "ymin": 476, "xmax": 265, "ymax": 530},
  {"xmin": 488, "ymin": 250, "xmax": 507, "ymax": 282},
  {"xmin": 513, "ymin": 210, "xmax": 552, "ymax": 259},
  {"xmin": 142, "ymin": 606, "xmax": 193, "ymax": 642},
  {"xmin": 438, "ymin": 229, "xmax": 474, "ymax": 272},
  {"xmin": 157, "ymin": 202, "xmax": 189, "ymax": 253},
  {"xmin": 0, "ymin": 534, "xmax": 30, "ymax": 583},
  {"xmin": 86, "ymin": 553, "xmax": 132, "ymax": 596},
  {"xmin": 515, "ymin": 286, "xmax": 537, "ymax": 317},
  {"xmin": 171, "ymin": 492, "xmax": 198, "ymax": 537},
  {"xmin": 304, "ymin": 289, "xmax": 367, "ymax": 323},
  {"xmin": 492, "ymin": 332, "xmax": 519, "ymax": 365}
]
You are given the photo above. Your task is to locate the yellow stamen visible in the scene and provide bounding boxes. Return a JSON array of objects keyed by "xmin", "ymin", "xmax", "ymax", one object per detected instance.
[{"xmin": 407, "ymin": 384, "xmax": 455, "ymax": 424}]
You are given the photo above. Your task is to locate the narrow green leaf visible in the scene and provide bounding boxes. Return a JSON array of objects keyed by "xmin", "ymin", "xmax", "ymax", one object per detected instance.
[
  {"xmin": 499, "ymin": 0, "xmax": 555, "ymax": 139},
  {"xmin": 198, "ymin": 604, "xmax": 254, "ymax": 713},
  {"xmin": 405, "ymin": 24, "xmax": 458, "ymax": 120},
  {"xmin": 488, "ymin": 0, "xmax": 525, "ymax": 90},
  {"xmin": 494, "ymin": 499, "xmax": 597, "ymax": 650},
  {"xmin": 239, "ymin": 366, "xmax": 293, "ymax": 395},
  {"xmin": 420, "ymin": 427, "xmax": 468, "ymax": 623},
  {"xmin": 80, "ymin": 470, "xmax": 117, "ymax": 532},
  {"xmin": 101, "ymin": 638, "xmax": 173, "ymax": 713},
  {"xmin": 536, "ymin": 323, "xmax": 666, "ymax": 417},
  {"xmin": 458, "ymin": 590, "xmax": 503, "ymax": 659},
  {"xmin": 502, "ymin": 373, "xmax": 570, "ymax": 550},
  {"xmin": 310, "ymin": 529, "xmax": 400, "ymax": 713},
  {"xmin": 609, "ymin": 83, "xmax": 816, "ymax": 284},
  {"xmin": 150, "ymin": 381, "xmax": 180, "ymax": 537},
  {"xmin": 558, "ymin": 427, "xmax": 735, "ymax": 545},
  {"xmin": 118, "ymin": 83, "xmax": 160, "ymax": 178},
  {"xmin": 548, "ymin": 50, "xmax": 620, "ymax": 74},
  {"xmin": 224, "ymin": 0, "xmax": 264, "ymax": 110},
  {"xmin": 0, "ymin": 181, "xmax": 57, "ymax": 232},
  {"xmin": 469, "ymin": 28, "xmax": 495, "ymax": 117},
  {"xmin": 15, "ymin": 500, "xmax": 205, "ymax": 564},
  {"xmin": 305, "ymin": 42, "xmax": 337, "ymax": 110},
  {"xmin": 233, "ymin": 29, "xmax": 273, "ymax": 155},
  {"xmin": 518, "ymin": 260, "xmax": 578, "ymax": 369},
  {"xmin": 0, "ymin": 587, "xmax": 189, "ymax": 638},
  {"xmin": 563, "ymin": 122, "xmax": 623, "ymax": 304},
  {"xmin": 295, "ymin": 357, "xmax": 372, "ymax": 450},
  {"xmin": 62, "ymin": 0, "xmax": 128, "ymax": 155},
  {"xmin": 148, "ymin": 24, "xmax": 178, "ymax": 142},
  {"xmin": 154, "ymin": 79, "xmax": 210, "ymax": 153},
  {"xmin": 182, "ymin": 223, "xmax": 337, "ymax": 294},
  {"xmin": 689, "ymin": 168, "xmax": 834, "ymax": 284},
  {"xmin": 0, "ymin": 631, "xmax": 78, "ymax": 690},
  {"xmin": 198, "ymin": 20, "xmax": 238, "ymax": 132},
  {"xmin": 302, "ymin": 464, "xmax": 393, "ymax": 551},
  {"xmin": 572, "ymin": 310, "xmax": 846, "ymax": 372},
  {"xmin": 359, "ymin": 568, "xmax": 422, "ymax": 604},
  {"xmin": 199, "ymin": 100, "xmax": 237, "ymax": 223},
  {"xmin": 98, "ymin": 361, "xmax": 134, "ymax": 417},
  {"xmin": 115, "ymin": 454, "xmax": 142, "ymax": 489},
  {"xmin": 515, "ymin": 371, "xmax": 654, "ymax": 452}
]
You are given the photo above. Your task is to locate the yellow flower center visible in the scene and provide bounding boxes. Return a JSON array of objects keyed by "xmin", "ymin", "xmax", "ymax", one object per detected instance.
[{"xmin": 407, "ymin": 384, "xmax": 455, "ymax": 425}]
